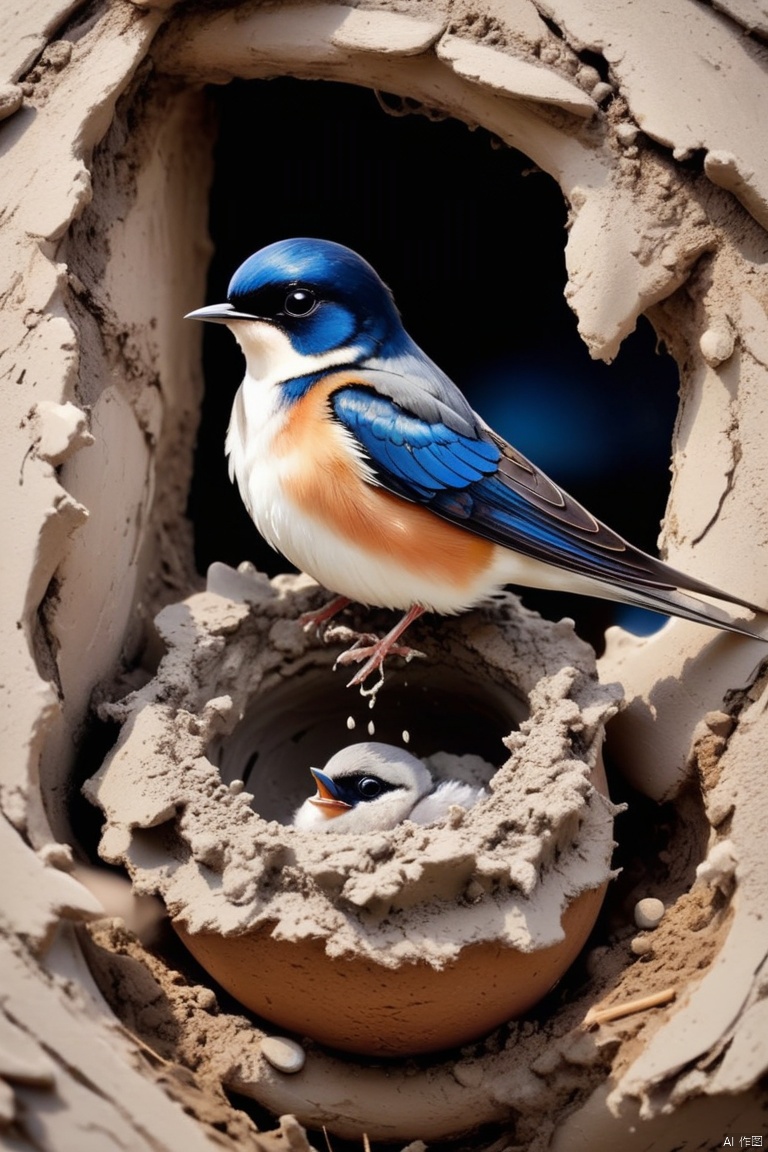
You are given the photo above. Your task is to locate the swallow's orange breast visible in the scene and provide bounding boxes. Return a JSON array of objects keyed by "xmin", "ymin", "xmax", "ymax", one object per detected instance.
[{"xmin": 274, "ymin": 374, "xmax": 495, "ymax": 595}]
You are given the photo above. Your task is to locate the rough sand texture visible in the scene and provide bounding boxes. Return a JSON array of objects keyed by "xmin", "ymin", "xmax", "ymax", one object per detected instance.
[{"xmin": 2, "ymin": 0, "xmax": 768, "ymax": 1147}]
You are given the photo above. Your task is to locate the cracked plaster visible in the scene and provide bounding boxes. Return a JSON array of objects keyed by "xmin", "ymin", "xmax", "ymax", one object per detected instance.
[{"xmin": 1, "ymin": 0, "xmax": 768, "ymax": 1147}]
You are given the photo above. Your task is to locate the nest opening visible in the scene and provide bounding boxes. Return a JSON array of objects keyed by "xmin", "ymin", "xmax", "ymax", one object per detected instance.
[{"xmin": 210, "ymin": 656, "xmax": 523, "ymax": 824}]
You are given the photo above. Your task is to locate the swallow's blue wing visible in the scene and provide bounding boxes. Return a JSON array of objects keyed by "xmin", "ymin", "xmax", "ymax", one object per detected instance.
[
  {"xmin": 333, "ymin": 385, "xmax": 499, "ymax": 499},
  {"xmin": 332, "ymin": 383, "xmax": 765, "ymax": 620},
  {"xmin": 332, "ymin": 384, "xmax": 638, "ymax": 578}
]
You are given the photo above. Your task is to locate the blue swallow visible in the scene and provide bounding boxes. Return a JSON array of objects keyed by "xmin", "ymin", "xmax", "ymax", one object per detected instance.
[{"xmin": 187, "ymin": 238, "xmax": 766, "ymax": 683}]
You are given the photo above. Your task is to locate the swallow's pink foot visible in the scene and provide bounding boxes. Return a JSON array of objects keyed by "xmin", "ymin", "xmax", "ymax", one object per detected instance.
[
  {"xmin": 299, "ymin": 595, "xmax": 351, "ymax": 632},
  {"xmin": 334, "ymin": 605, "xmax": 426, "ymax": 687},
  {"xmin": 337, "ymin": 640, "xmax": 426, "ymax": 686}
]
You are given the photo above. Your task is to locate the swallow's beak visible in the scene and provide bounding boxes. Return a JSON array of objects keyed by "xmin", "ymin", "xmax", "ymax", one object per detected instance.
[
  {"xmin": 308, "ymin": 768, "xmax": 352, "ymax": 818},
  {"xmin": 184, "ymin": 302, "xmax": 259, "ymax": 323}
]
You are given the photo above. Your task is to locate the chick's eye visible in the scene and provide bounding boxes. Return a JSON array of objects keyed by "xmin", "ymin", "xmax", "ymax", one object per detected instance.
[
  {"xmin": 357, "ymin": 776, "xmax": 382, "ymax": 799},
  {"xmin": 283, "ymin": 288, "xmax": 317, "ymax": 317}
]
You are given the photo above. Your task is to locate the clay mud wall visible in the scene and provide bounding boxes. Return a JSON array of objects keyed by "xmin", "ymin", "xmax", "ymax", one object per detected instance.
[{"xmin": 1, "ymin": 1, "xmax": 768, "ymax": 1149}]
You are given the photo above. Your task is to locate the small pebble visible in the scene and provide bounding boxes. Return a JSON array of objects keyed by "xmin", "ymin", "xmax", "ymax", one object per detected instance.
[
  {"xmin": 575, "ymin": 64, "xmax": 600, "ymax": 91},
  {"xmin": 261, "ymin": 1036, "xmax": 305, "ymax": 1074},
  {"xmin": 700, "ymin": 323, "xmax": 734, "ymax": 367},
  {"xmin": 229, "ymin": 779, "xmax": 244, "ymax": 795},
  {"xmin": 630, "ymin": 934, "xmax": 653, "ymax": 957},
  {"xmin": 616, "ymin": 122, "xmax": 638, "ymax": 146},
  {"xmin": 634, "ymin": 897, "xmax": 665, "ymax": 930},
  {"xmin": 591, "ymin": 81, "xmax": 613, "ymax": 103},
  {"xmin": 38, "ymin": 843, "xmax": 74, "ymax": 871},
  {"xmin": 195, "ymin": 988, "xmax": 218, "ymax": 1011}
]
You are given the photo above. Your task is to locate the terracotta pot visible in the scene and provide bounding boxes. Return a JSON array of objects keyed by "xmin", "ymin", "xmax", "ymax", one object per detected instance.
[{"xmin": 175, "ymin": 881, "xmax": 607, "ymax": 1055}]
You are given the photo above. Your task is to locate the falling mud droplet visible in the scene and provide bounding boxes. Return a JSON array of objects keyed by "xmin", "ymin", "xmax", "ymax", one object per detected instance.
[
  {"xmin": 346, "ymin": 716, "xmax": 356, "ymax": 730},
  {"xmin": 402, "ymin": 730, "xmax": 410, "ymax": 744},
  {"xmin": 368, "ymin": 720, "xmax": 375, "ymax": 736}
]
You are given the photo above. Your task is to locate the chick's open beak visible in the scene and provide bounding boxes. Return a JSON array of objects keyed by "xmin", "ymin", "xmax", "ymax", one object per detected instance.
[{"xmin": 308, "ymin": 768, "xmax": 352, "ymax": 818}]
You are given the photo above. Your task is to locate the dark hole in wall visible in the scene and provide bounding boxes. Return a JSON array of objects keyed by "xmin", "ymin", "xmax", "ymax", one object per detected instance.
[{"xmin": 187, "ymin": 77, "xmax": 679, "ymax": 650}]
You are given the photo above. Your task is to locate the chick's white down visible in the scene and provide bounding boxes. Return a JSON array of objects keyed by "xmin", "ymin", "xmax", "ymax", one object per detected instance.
[{"xmin": 292, "ymin": 742, "xmax": 487, "ymax": 833}]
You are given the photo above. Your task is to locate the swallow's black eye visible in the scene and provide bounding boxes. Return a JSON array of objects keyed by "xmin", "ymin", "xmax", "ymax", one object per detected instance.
[
  {"xmin": 283, "ymin": 288, "xmax": 317, "ymax": 317},
  {"xmin": 357, "ymin": 776, "xmax": 383, "ymax": 799}
]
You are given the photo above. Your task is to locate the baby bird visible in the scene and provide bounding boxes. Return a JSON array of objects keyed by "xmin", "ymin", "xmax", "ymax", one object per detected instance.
[{"xmin": 292, "ymin": 742, "xmax": 487, "ymax": 833}]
